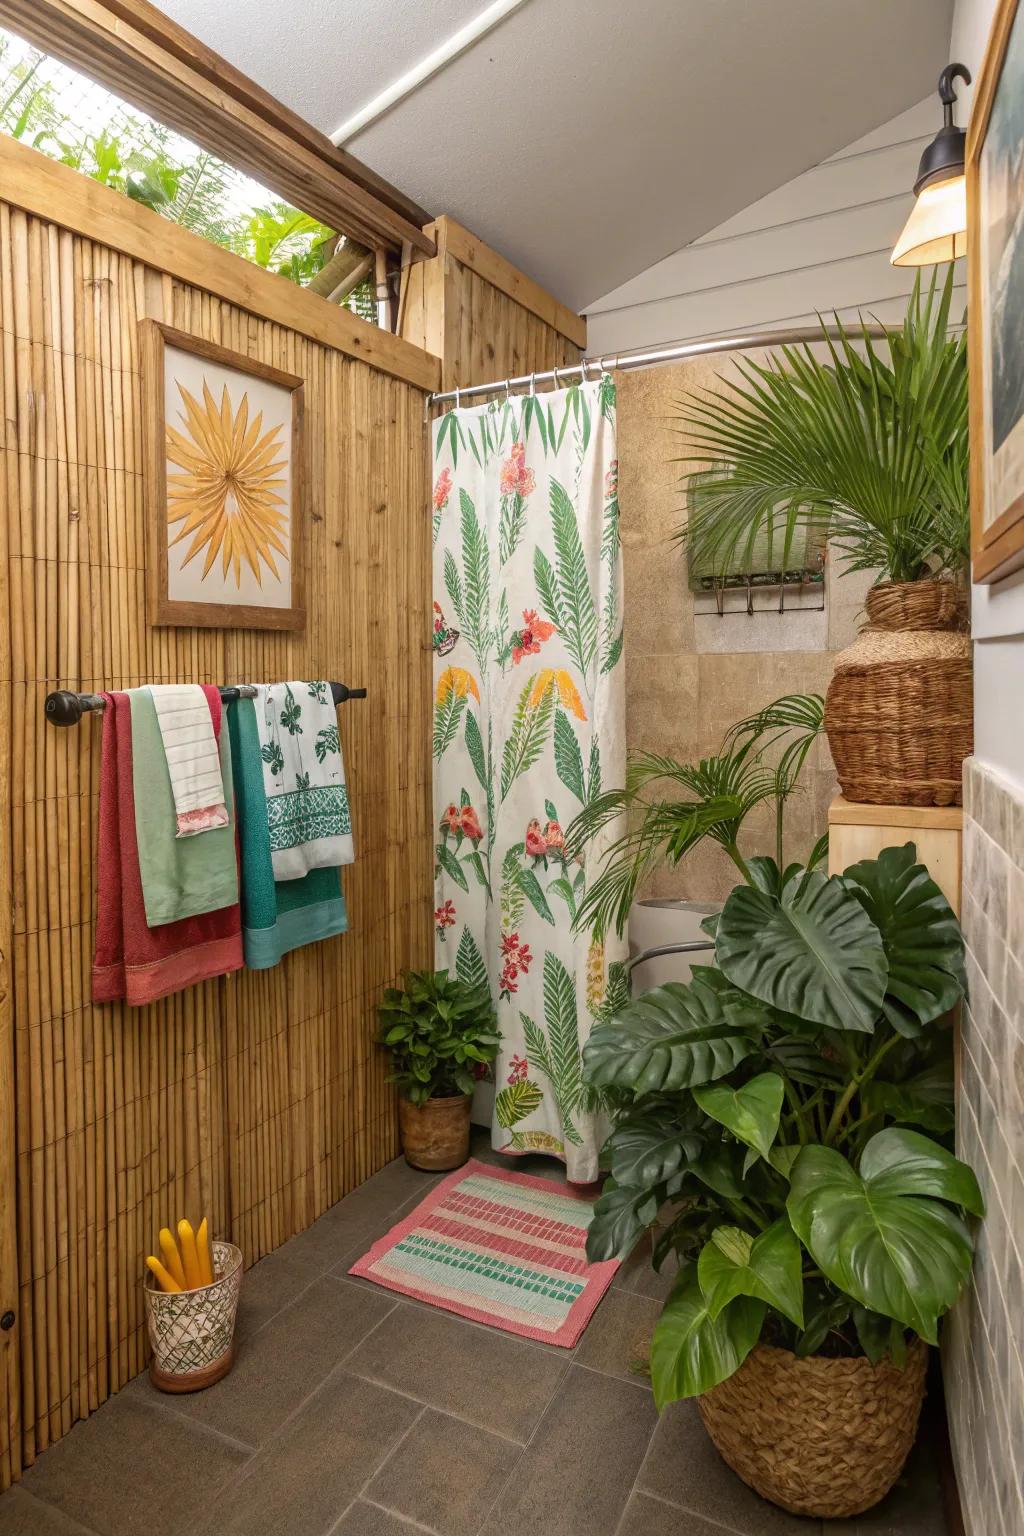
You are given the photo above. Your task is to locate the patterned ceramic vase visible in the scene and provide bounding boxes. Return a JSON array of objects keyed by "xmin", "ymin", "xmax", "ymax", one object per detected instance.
[{"xmin": 144, "ymin": 1239, "xmax": 243, "ymax": 1392}]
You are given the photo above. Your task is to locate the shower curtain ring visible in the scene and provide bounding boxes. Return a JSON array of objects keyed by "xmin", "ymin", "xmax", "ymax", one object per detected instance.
[
  {"xmin": 454, "ymin": 385, "xmax": 462, "ymax": 408},
  {"xmin": 504, "ymin": 378, "xmax": 511, "ymax": 400},
  {"xmin": 529, "ymin": 373, "xmax": 537, "ymax": 397},
  {"xmin": 553, "ymin": 364, "xmax": 561, "ymax": 388},
  {"xmin": 580, "ymin": 358, "xmax": 590, "ymax": 384}
]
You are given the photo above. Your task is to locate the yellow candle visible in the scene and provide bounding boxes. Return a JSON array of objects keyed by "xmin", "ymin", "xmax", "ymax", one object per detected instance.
[
  {"xmin": 177, "ymin": 1219, "xmax": 202, "ymax": 1290},
  {"xmin": 158, "ymin": 1227, "xmax": 187, "ymax": 1290},
  {"xmin": 196, "ymin": 1217, "xmax": 214, "ymax": 1286},
  {"xmin": 146, "ymin": 1256, "xmax": 182, "ymax": 1294}
]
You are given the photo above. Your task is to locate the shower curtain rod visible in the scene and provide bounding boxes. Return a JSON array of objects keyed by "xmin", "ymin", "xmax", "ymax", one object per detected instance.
[{"xmin": 425, "ymin": 322, "xmax": 895, "ymax": 410}]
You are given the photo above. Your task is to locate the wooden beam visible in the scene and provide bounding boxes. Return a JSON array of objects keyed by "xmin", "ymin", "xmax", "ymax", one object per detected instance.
[
  {"xmin": 0, "ymin": 134, "xmax": 441, "ymax": 393},
  {"xmin": 436, "ymin": 216, "xmax": 587, "ymax": 349},
  {"xmin": 0, "ymin": 0, "xmax": 436, "ymax": 258},
  {"xmin": 99, "ymin": 0, "xmax": 434, "ymax": 233}
]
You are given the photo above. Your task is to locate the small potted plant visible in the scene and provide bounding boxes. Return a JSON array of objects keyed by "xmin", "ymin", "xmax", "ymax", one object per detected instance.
[
  {"xmin": 378, "ymin": 968, "xmax": 500, "ymax": 1171},
  {"xmin": 580, "ymin": 843, "xmax": 982, "ymax": 1520}
]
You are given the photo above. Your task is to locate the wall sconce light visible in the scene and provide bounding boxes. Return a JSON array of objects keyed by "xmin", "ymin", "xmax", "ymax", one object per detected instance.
[{"xmin": 891, "ymin": 63, "xmax": 972, "ymax": 266}]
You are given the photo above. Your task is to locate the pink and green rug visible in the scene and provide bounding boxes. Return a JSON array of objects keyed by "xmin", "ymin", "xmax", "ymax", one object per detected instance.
[{"xmin": 349, "ymin": 1160, "xmax": 619, "ymax": 1346}]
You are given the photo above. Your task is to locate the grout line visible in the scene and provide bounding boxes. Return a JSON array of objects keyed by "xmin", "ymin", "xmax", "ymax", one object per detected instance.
[
  {"xmin": 628, "ymin": 1482, "xmax": 808, "ymax": 1536},
  {"xmin": 337, "ymin": 1367, "xmax": 532, "ymax": 1448},
  {"xmin": 11, "ymin": 1487, "xmax": 101, "ymax": 1536},
  {"xmin": 572, "ymin": 1359, "xmax": 652, "ymax": 1392},
  {"xmin": 359, "ymin": 1496, "xmax": 443, "ymax": 1534},
  {"xmin": 126, "ymin": 1389, "xmax": 259, "ymax": 1460}
]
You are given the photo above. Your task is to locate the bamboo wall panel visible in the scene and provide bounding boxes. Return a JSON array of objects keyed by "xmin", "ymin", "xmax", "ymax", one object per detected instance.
[{"xmin": 0, "ymin": 202, "xmax": 432, "ymax": 1482}]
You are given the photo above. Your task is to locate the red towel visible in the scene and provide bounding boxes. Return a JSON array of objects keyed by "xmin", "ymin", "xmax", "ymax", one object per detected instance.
[{"xmin": 92, "ymin": 691, "xmax": 243, "ymax": 1005}]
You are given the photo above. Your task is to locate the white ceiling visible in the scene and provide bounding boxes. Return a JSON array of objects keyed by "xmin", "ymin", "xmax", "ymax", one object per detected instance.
[{"xmin": 160, "ymin": 0, "xmax": 954, "ymax": 312}]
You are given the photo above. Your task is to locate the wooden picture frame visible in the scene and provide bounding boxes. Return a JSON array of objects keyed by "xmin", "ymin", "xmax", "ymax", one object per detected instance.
[
  {"xmin": 968, "ymin": 0, "xmax": 1024, "ymax": 583},
  {"xmin": 140, "ymin": 320, "xmax": 306, "ymax": 628}
]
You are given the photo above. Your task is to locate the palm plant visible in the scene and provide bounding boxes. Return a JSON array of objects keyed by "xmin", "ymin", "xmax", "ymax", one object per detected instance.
[
  {"xmin": 566, "ymin": 692, "xmax": 826, "ymax": 939},
  {"xmin": 674, "ymin": 268, "xmax": 969, "ymax": 586}
]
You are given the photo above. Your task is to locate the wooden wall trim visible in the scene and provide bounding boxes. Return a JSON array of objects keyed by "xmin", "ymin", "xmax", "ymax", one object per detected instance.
[
  {"xmin": 0, "ymin": 0, "xmax": 435, "ymax": 258},
  {"xmin": 434, "ymin": 217, "xmax": 588, "ymax": 350},
  {"xmin": 0, "ymin": 134, "xmax": 441, "ymax": 393}
]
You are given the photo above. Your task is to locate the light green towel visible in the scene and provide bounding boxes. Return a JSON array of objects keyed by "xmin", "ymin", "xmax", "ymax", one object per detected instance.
[
  {"xmin": 129, "ymin": 689, "xmax": 239, "ymax": 927},
  {"xmin": 228, "ymin": 698, "xmax": 347, "ymax": 969}
]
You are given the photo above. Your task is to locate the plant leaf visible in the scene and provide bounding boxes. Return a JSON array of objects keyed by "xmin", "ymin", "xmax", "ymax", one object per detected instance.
[
  {"xmin": 494, "ymin": 1079, "xmax": 543, "ymax": 1129},
  {"xmin": 715, "ymin": 870, "xmax": 888, "ymax": 1032},
  {"xmin": 842, "ymin": 842, "xmax": 966, "ymax": 1034},
  {"xmin": 651, "ymin": 1269, "xmax": 765, "ymax": 1407},
  {"xmin": 554, "ymin": 708, "xmax": 587, "ymax": 803},
  {"xmin": 548, "ymin": 478, "xmax": 598, "ymax": 675},
  {"xmin": 516, "ymin": 867, "xmax": 555, "ymax": 926},
  {"xmin": 585, "ymin": 1182, "xmax": 659, "ymax": 1263},
  {"xmin": 604, "ymin": 1110, "xmax": 702, "ymax": 1187},
  {"xmin": 693, "ymin": 1071, "xmax": 785, "ymax": 1159},
  {"xmin": 455, "ymin": 926, "xmax": 489, "ymax": 997},
  {"xmin": 435, "ymin": 842, "xmax": 469, "ymax": 891},
  {"xmin": 697, "ymin": 1219, "xmax": 804, "ymax": 1327},
  {"xmin": 787, "ymin": 1132, "xmax": 979, "ymax": 1342},
  {"xmin": 582, "ymin": 970, "xmax": 764, "ymax": 1093}
]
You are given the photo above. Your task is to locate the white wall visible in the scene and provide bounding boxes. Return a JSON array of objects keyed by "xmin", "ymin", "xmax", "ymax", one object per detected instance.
[
  {"xmin": 954, "ymin": 0, "xmax": 1024, "ymax": 789},
  {"xmin": 584, "ymin": 97, "xmax": 966, "ymax": 357}
]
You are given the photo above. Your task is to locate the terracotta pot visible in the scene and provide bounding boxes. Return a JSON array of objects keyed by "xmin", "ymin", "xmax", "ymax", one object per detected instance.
[
  {"xmin": 824, "ymin": 577, "xmax": 972, "ymax": 807},
  {"xmin": 398, "ymin": 1092, "xmax": 472, "ymax": 1171},
  {"xmin": 698, "ymin": 1340, "xmax": 928, "ymax": 1519}
]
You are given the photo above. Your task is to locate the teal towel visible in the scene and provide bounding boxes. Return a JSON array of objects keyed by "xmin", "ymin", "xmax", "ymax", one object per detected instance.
[
  {"xmin": 228, "ymin": 698, "xmax": 347, "ymax": 968},
  {"xmin": 129, "ymin": 687, "xmax": 239, "ymax": 927}
]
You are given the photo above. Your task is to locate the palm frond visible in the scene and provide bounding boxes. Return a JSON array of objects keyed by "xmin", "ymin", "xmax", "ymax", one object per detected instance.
[{"xmin": 673, "ymin": 268, "xmax": 968, "ymax": 586}]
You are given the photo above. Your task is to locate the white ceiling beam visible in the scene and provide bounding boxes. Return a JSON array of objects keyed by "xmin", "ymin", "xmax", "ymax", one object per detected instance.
[{"xmin": 329, "ymin": 0, "xmax": 533, "ymax": 145}]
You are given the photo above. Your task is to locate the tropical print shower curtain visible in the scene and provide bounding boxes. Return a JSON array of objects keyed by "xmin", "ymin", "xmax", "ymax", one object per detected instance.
[{"xmin": 431, "ymin": 375, "xmax": 625, "ymax": 1183}]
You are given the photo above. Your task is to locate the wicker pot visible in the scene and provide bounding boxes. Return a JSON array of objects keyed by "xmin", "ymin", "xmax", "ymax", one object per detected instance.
[
  {"xmin": 698, "ymin": 1340, "xmax": 928, "ymax": 1519},
  {"xmin": 824, "ymin": 578, "xmax": 972, "ymax": 807},
  {"xmin": 399, "ymin": 1092, "xmax": 471, "ymax": 1171},
  {"xmin": 144, "ymin": 1240, "xmax": 243, "ymax": 1393}
]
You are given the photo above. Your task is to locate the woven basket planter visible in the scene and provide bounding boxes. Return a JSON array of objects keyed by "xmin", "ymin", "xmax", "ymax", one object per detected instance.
[
  {"xmin": 698, "ymin": 1340, "xmax": 928, "ymax": 1519},
  {"xmin": 824, "ymin": 578, "xmax": 972, "ymax": 807},
  {"xmin": 144, "ymin": 1240, "xmax": 243, "ymax": 1393}
]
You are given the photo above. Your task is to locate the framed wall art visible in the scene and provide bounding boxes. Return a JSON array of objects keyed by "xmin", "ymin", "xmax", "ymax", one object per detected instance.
[
  {"xmin": 141, "ymin": 320, "xmax": 305, "ymax": 628},
  {"xmin": 968, "ymin": 0, "xmax": 1024, "ymax": 583}
]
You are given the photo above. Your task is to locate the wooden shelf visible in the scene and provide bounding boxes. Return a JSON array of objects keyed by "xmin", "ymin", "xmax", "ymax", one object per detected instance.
[{"xmin": 828, "ymin": 796, "xmax": 963, "ymax": 914}]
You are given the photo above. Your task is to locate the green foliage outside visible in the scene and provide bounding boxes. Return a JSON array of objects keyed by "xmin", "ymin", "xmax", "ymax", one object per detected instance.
[{"xmin": 0, "ymin": 32, "xmax": 376, "ymax": 322}]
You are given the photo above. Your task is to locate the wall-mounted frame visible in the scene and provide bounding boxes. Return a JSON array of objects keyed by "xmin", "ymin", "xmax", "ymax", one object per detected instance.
[
  {"xmin": 968, "ymin": 0, "xmax": 1024, "ymax": 583},
  {"xmin": 140, "ymin": 320, "xmax": 306, "ymax": 628}
]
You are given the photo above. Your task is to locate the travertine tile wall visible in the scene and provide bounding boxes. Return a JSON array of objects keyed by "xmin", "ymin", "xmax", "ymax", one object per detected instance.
[
  {"xmin": 617, "ymin": 357, "xmax": 873, "ymax": 902},
  {"xmin": 944, "ymin": 758, "xmax": 1024, "ymax": 1536}
]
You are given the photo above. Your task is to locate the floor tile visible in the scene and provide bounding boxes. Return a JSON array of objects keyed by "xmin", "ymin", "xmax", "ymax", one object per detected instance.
[
  {"xmin": 0, "ymin": 1488, "xmax": 94, "ymax": 1535},
  {"xmin": 345, "ymin": 1301, "xmax": 568, "ymax": 1443},
  {"xmin": 637, "ymin": 1399, "xmax": 813, "ymax": 1534},
  {"xmin": 574, "ymin": 1289, "xmax": 659, "ymax": 1385},
  {"xmin": 144, "ymin": 1274, "xmax": 394, "ymax": 1446},
  {"xmin": 195, "ymin": 1373, "xmax": 419, "ymax": 1536},
  {"xmin": 366, "ymin": 1407, "xmax": 521, "ymax": 1536},
  {"xmin": 333, "ymin": 1503, "xmax": 431, "ymax": 1536},
  {"xmin": 612, "ymin": 1233, "xmax": 678, "ymax": 1302},
  {"xmin": 234, "ymin": 1251, "xmax": 320, "ymax": 1343},
  {"xmin": 616, "ymin": 1490, "xmax": 738, "ymax": 1536},
  {"xmin": 479, "ymin": 1366, "xmax": 658, "ymax": 1536},
  {"xmin": 281, "ymin": 1165, "xmax": 439, "ymax": 1273},
  {"xmin": 20, "ymin": 1394, "xmax": 249, "ymax": 1536}
]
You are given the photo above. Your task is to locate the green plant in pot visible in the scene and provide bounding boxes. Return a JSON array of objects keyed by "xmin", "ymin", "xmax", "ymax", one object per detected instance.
[
  {"xmin": 378, "ymin": 968, "xmax": 500, "ymax": 1171},
  {"xmin": 579, "ymin": 844, "xmax": 981, "ymax": 1519},
  {"xmin": 674, "ymin": 267, "xmax": 972, "ymax": 807}
]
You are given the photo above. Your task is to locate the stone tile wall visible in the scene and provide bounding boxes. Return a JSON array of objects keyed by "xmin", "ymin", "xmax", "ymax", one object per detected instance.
[
  {"xmin": 617, "ymin": 357, "xmax": 874, "ymax": 902},
  {"xmin": 943, "ymin": 758, "xmax": 1024, "ymax": 1536}
]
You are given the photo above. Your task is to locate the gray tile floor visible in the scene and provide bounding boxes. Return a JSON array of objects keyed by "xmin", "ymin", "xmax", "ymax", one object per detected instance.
[{"xmin": 0, "ymin": 1130, "xmax": 948, "ymax": 1536}]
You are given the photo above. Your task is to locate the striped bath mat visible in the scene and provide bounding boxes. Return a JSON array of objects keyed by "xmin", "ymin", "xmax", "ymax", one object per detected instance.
[{"xmin": 349, "ymin": 1160, "xmax": 619, "ymax": 1346}]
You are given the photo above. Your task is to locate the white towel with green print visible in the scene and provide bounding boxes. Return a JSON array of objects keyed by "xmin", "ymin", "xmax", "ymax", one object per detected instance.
[{"xmin": 254, "ymin": 681, "xmax": 354, "ymax": 881}]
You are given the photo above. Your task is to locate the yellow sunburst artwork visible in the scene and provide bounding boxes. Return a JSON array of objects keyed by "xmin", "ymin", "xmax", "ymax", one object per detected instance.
[{"xmin": 166, "ymin": 378, "xmax": 290, "ymax": 589}]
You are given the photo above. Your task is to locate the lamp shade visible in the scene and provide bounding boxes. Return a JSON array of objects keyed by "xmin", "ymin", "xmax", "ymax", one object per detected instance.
[{"xmin": 891, "ymin": 174, "xmax": 967, "ymax": 266}]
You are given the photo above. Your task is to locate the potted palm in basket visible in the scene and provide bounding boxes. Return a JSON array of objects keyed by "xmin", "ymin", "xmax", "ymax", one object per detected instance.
[
  {"xmin": 378, "ymin": 968, "xmax": 500, "ymax": 1170},
  {"xmin": 674, "ymin": 268, "xmax": 971, "ymax": 807}
]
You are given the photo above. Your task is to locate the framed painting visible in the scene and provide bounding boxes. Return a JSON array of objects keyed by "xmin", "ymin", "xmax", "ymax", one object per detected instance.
[
  {"xmin": 968, "ymin": 0, "xmax": 1024, "ymax": 583},
  {"xmin": 141, "ymin": 321, "xmax": 305, "ymax": 628}
]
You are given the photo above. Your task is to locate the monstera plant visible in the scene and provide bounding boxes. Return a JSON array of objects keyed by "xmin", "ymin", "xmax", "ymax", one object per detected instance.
[{"xmin": 582, "ymin": 844, "xmax": 982, "ymax": 1517}]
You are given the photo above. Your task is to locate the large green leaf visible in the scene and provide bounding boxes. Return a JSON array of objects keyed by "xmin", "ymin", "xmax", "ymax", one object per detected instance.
[
  {"xmin": 842, "ymin": 843, "xmax": 966, "ymax": 1034},
  {"xmin": 864, "ymin": 1061, "xmax": 955, "ymax": 1134},
  {"xmin": 582, "ymin": 970, "xmax": 763, "ymax": 1093},
  {"xmin": 603, "ymin": 1109, "xmax": 702, "ymax": 1188},
  {"xmin": 651, "ymin": 1269, "xmax": 765, "ymax": 1408},
  {"xmin": 494, "ymin": 1079, "xmax": 543, "ymax": 1129},
  {"xmin": 697, "ymin": 1220, "xmax": 804, "ymax": 1328},
  {"xmin": 787, "ymin": 1130, "xmax": 980, "ymax": 1342},
  {"xmin": 715, "ymin": 871, "xmax": 887, "ymax": 1032},
  {"xmin": 585, "ymin": 1182, "xmax": 659, "ymax": 1262},
  {"xmin": 693, "ymin": 1071, "xmax": 785, "ymax": 1159}
]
